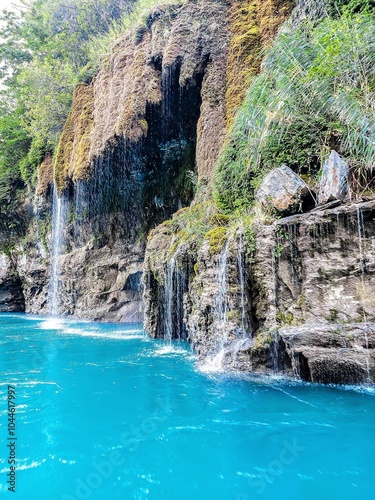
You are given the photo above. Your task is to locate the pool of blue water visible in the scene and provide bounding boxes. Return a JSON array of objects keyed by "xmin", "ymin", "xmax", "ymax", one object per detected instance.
[{"xmin": 0, "ymin": 314, "xmax": 374, "ymax": 499}]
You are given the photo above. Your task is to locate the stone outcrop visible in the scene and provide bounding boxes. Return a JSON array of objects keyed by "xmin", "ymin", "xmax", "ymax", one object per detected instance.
[
  {"xmin": 318, "ymin": 150, "xmax": 349, "ymax": 205},
  {"xmin": 143, "ymin": 199, "xmax": 375, "ymax": 384},
  {"xmin": 0, "ymin": 253, "xmax": 25, "ymax": 312},
  {"xmin": 256, "ymin": 164, "xmax": 314, "ymax": 215},
  {"xmin": 279, "ymin": 324, "xmax": 375, "ymax": 384}
]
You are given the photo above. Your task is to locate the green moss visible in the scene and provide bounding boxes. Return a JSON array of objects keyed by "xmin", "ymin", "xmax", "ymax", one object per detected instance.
[
  {"xmin": 205, "ymin": 227, "xmax": 228, "ymax": 255},
  {"xmin": 225, "ymin": 0, "xmax": 294, "ymax": 125},
  {"xmin": 227, "ymin": 309, "xmax": 240, "ymax": 321},
  {"xmin": 296, "ymin": 294, "xmax": 306, "ymax": 309},
  {"xmin": 276, "ymin": 311, "xmax": 294, "ymax": 326},
  {"xmin": 209, "ymin": 213, "xmax": 230, "ymax": 227},
  {"xmin": 54, "ymin": 84, "xmax": 94, "ymax": 192},
  {"xmin": 252, "ymin": 330, "xmax": 274, "ymax": 352}
]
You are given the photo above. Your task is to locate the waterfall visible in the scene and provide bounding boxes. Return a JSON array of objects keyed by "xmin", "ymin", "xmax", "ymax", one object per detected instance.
[
  {"xmin": 270, "ymin": 228, "xmax": 281, "ymax": 371},
  {"xmin": 237, "ymin": 230, "xmax": 246, "ymax": 332},
  {"xmin": 164, "ymin": 252, "xmax": 177, "ymax": 343},
  {"xmin": 357, "ymin": 206, "xmax": 366, "ymax": 277},
  {"xmin": 202, "ymin": 238, "xmax": 232, "ymax": 371},
  {"xmin": 216, "ymin": 238, "xmax": 230, "ymax": 326},
  {"xmin": 356, "ymin": 206, "xmax": 371, "ymax": 382},
  {"xmin": 48, "ymin": 185, "xmax": 68, "ymax": 317}
]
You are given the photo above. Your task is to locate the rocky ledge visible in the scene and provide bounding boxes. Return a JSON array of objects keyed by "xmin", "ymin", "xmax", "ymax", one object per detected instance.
[{"xmin": 143, "ymin": 198, "xmax": 375, "ymax": 384}]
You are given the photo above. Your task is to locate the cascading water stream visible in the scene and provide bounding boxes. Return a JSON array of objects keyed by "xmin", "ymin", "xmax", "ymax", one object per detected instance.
[
  {"xmin": 270, "ymin": 228, "xmax": 282, "ymax": 372},
  {"xmin": 202, "ymin": 238, "xmax": 232, "ymax": 371},
  {"xmin": 356, "ymin": 205, "xmax": 371, "ymax": 382},
  {"xmin": 164, "ymin": 248, "xmax": 179, "ymax": 344},
  {"xmin": 237, "ymin": 230, "xmax": 246, "ymax": 333},
  {"xmin": 216, "ymin": 238, "xmax": 230, "ymax": 327},
  {"xmin": 48, "ymin": 185, "xmax": 68, "ymax": 317}
]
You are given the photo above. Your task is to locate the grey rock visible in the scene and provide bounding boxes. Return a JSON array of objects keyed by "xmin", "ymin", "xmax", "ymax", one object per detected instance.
[
  {"xmin": 279, "ymin": 323, "xmax": 375, "ymax": 384},
  {"xmin": 318, "ymin": 150, "xmax": 349, "ymax": 204},
  {"xmin": 256, "ymin": 164, "xmax": 314, "ymax": 215},
  {"xmin": 144, "ymin": 200, "xmax": 375, "ymax": 384},
  {"xmin": 0, "ymin": 253, "xmax": 25, "ymax": 312}
]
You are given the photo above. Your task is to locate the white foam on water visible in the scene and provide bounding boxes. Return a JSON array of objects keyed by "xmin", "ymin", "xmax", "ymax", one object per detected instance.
[
  {"xmin": 0, "ymin": 459, "xmax": 46, "ymax": 474},
  {"xmin": 198, "ymin": 350, "xmax": 226, "ymax": 374},
  {"xmin": 40, "ymin": 318, "xmax": 67, "ymax": 330},
  {"xmin": 152, "ymin": 344, "xmax": 192, "ymax": 358},
  {"xmin": 61, "ymin": 328, "xmax": 145, "ymax": 341}
]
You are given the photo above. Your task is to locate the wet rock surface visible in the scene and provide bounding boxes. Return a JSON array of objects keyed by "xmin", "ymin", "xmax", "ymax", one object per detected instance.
[
  {"xmin": 279, "ymin": 323, "xmax": 375, "ymax": 384},
  {"xmin": 144, "ymin": 199, "xmax": 375, "ymax": 384},
  {"xmin": 0, "ymin": 253, "xmax": 25, "ymax": 312}
]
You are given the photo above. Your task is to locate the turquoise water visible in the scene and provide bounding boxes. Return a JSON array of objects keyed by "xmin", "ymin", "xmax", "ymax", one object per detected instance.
[{"xmin": 0, "ymin": 314, "xmax": 374, "ymax": 500}]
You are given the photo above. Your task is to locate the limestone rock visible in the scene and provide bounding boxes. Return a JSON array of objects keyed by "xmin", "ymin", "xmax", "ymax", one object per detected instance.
[
  {"xmin": 279, "ymin": 324, "xmax": 375, "ymax": 384},
  {"xmin": 256, "ymin": 164, "xmax": 314, "ymax": 215},
  {"xmin": 318, "ymin": 150, "xmax": 349, "ymax": 204},
  {"xmin": 0, "ymin": 253, "xmax": 25, "ymax": 312}
]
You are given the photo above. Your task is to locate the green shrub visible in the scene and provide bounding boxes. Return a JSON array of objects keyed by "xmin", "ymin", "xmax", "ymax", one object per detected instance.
[{"xmin": 214, "ymin": 13, "xmax": 375, "ymax": 213}]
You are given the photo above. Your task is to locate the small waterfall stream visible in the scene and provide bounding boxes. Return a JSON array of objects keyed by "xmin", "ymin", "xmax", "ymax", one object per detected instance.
[
  {"xmin": 237, "ymin": 230, "xmax": 246, "ymax": 333},
  {"xmin": 356, "ymin": 205, "xmax": 371, "ymax": 382},
  {"xmin": 163, "ymin": 243, "xmax": 190, "ymax": 343},
  {"xmin": 164, "ymin": 251, "xmax": 178, "ymax": 343},
  {"xmin": 201, "ymin": 238, "xmax": 231, "ymax": 371},
  {"xmin": 48, "ymin": 185, "xmax": 68, "ymax": 317},
  {"xmin": 216, "ymin": 238, "xmax": 230, "ymax": 326},
  {"xmin": 201, "ymin": 235, "xmax": 255, "ymax": 372}
]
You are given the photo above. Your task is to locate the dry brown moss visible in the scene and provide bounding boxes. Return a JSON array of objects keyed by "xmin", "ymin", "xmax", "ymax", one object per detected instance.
[
  {"xmin": 54, "ymin": 83, "xmax": 94, "ymax": 192},
  {"xmin": 36, "ymin": 154, "xmax": 54, "ymax": 195},
  {"xmin": 226, "ymin": 0, "xmax": 295, "ymax": 126},
  {"xmin": 54, "ymin": 1, "xmax": 230, "ymax": 190},
  {"xmin": 115, "ymin": 33, "xmax": 161, "ymax": 141},
  {"xmin": 257, "ymin": 0, "xmax": 295, "ymax": 43}
]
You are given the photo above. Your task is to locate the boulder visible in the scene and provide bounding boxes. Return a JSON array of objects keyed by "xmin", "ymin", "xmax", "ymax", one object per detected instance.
[
  {"xmin": 256, "ymin": 164, "xmax": 314, "ymax": 215},
  {"xmin": 279, "ymin": 323, "xmax": 375, "ymax": 384},
  {"xmin": 318, "ymin": 150, "xmax": 348, "ymax": 205}
]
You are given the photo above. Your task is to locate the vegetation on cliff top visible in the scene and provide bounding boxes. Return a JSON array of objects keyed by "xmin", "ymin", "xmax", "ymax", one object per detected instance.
[
  {"xmin": 0, "ymin": 0, "xmax": 188, "ymax": 246},
  {"xmin": 0, "ymin": 0, "xmax": 182, "ymax": 196},
  {"xmin": 214, "ymin": 7, "xmax": 375, "ymax": 213}
]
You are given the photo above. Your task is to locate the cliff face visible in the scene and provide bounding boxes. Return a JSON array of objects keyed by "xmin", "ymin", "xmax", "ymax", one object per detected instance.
[
  {"xmin": 0, "ymin": 253, "xmax": 25, "ymax": 312},
  {"xmin": 2, "ymin": 0, "xmax": 372, "ymax": 385},
  {"xmin": 143, "ymin": 200, "xmax": 375, "ymax": 384},
  {"xmin": 12, "ymin": 0, "xmax": 230, "ymax": 320}
]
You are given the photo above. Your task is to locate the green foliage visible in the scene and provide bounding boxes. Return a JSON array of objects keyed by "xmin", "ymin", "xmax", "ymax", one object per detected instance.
[
  {"xmin": 328, "ymin": 0, "xmax": 375, "ymax": 16},
  {"xmin": 214, "ymin": 12, "xmax": 375, "ymax": 213},
  {"xmin": 0, "ymin": 0, "xmax": 180, "ymax": 191},
  {"xmin": 0, "ymin": 102, "xmax": 30, "ymax": 242}
]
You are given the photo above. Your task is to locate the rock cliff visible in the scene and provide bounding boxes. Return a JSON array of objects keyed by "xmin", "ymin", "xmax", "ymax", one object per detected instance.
[
  {"xmin": 1, "ymin": 0, "xmax": 373, "ymax": 385},
  {"xmin": 144, "ymin": 199, "xmax": 375, "ymax": 384},
  {"xmin": 0, "ymin": 253, "xmax": 25, "ymax": 312},
  {"xmin": 9, "ymin": 0, "xmax": 230, "ymax": 320}
]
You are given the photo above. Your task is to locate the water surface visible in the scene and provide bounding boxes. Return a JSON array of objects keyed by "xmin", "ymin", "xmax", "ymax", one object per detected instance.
[{"xmin": 0, "ymin": 314, "xmax": 374, "ymax": 499}]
